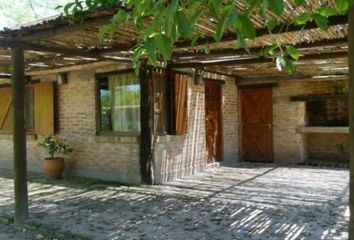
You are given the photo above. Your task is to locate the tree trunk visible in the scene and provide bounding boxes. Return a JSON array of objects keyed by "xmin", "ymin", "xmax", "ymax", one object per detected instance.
[
  {"xmin": 139, "ymin": 65, "xmax": 153, "ymax": 184},
  {"xmin": 11, "ymin": 46, "xmax": 29, "ymax": 223}
]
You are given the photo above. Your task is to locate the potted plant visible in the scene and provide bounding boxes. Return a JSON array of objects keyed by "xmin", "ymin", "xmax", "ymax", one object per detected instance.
[{"xmin": 39, "ymin": 135, "xmax": 73, "ymax": 180}]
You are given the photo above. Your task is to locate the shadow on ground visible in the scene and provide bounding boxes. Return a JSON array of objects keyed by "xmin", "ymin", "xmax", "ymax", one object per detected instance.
[{"xmin": 0, "ymin": 163, "xmax": 349, "ymax": 240}]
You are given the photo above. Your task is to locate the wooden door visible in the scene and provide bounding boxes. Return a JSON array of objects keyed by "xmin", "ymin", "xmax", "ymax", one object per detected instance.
[
  {"xmin": 241, "ymin": 87, "xmax": 273, "ymax": 162},
  {"xmin": 205, "ymin": 80, "xmax": 223, "ymax": 163}
]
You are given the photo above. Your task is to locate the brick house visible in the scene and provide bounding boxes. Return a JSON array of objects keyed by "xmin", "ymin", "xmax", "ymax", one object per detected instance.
[{"xmin": 0, "ymin": 11, "xmax": 349, "ymax": 185}]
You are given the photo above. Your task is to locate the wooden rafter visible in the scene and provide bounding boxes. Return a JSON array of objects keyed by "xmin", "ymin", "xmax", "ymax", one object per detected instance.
[
  {"xmin": 237, "ymin": 73, "xmax": 349, "ymax": 82},
  {"xmin": 172, "ymin": 51, "xmax": 348, "ymax": 68}
]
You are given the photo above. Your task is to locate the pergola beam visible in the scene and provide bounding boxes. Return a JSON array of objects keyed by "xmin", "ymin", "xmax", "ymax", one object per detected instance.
[
  {"xmin": 0, "ymin": 39, "xmax": 103, "ymax": 58},
  {"xmin": 237, "ymin": 73, "xmax": 349, "ymax": 82},
  {"xmin": 0, "ymin": 73, "xmax": 11, "ymax": 78},
  {"xmin": 174, "ymin": 15, "xmax": 348, "ymax": 48},
  {"xmin": 172, "ymin": 51, "xmax": 348, "ymax": 68},
  {"xmin": 173, "ymin": 37, "xmax": 348, "ymax": 59}
]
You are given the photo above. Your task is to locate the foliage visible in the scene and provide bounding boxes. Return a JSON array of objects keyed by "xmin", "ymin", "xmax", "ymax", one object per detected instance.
[
  {"xmin": 39, "ymin": 135, "xmax": 73, "ymax": 158},
  {"xmin": 60, "ymin": 0, "xmax": 352, "ymax": 74}
]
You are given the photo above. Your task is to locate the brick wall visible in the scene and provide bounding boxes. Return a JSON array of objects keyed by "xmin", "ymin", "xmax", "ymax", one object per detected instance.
[
  {"xmin": 273, "ymin": 80, "xmax": 307, "ymax": 163},
  {"xmin": 0, "ymin": 65, "xmax": 240, "ymax": 185},
  {"xmin": 153, "ymin": 77, "xmax": 206, "ymax": 183},
  {"xmin": 273, "ymin": 79, "xmax": 349, "ymax": 163},
  {"xmin": 307, "ymin": 133, "xmax": 348, "ymax": 163},
  {"xmin": 222, "ymin": 77, "xmax": 239, "ymax": 163},
  {"xmin": 0, "ymin": 64, "xmax": 141, "ymax": 184},
  {"xmin": 153, "ymin": 76, "xmax": 240, "ymax": 184}
]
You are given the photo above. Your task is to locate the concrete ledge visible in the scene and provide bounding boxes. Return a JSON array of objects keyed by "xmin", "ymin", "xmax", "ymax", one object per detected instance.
[{"xmin": 296, "ymin": 126, "xmax": 349, "ymax": 134}]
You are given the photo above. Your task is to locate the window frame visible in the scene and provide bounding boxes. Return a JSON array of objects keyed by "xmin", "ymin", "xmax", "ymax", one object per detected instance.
[{"xmin": 95, "ymin": 69, "xmax": 141, "ymax": 136}]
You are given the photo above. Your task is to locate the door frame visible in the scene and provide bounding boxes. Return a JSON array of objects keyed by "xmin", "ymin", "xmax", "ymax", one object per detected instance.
[
  {"xmin": 239, "ymin": 84, "xmax": 275, "ymax": 162},
  {"xmin": 204, "ymin": 79, "xmax": 224, "ymax": 163}
]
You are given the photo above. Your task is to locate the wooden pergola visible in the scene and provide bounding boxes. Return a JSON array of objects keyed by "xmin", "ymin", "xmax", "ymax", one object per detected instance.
[{"xmin": 0, "ymin": 3, "xmax": 353, "ymax": 235}]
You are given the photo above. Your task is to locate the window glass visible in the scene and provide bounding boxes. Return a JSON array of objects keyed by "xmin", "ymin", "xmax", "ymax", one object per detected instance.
[{"xmin": 99, "ymin": 72, "xmax": 140, "ymax": 133}]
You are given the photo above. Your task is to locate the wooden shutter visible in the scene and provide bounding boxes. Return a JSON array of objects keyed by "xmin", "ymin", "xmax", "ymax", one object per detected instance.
[
  {"xmin": 34, "ymin": 82, "xmax": 54, "ymax": 135},
  {"xmin": 0, "ymin": 88, "xmax": 13, "ymax": 133},
  {"xmin": 174, "ymin": 74, "xmax": 188, "ymax": 134}
]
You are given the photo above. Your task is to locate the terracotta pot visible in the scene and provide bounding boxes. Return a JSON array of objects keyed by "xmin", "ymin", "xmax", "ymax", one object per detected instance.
[{"xmin": 42, "ymin": 157, "xmax": 65, "ymax": 180}]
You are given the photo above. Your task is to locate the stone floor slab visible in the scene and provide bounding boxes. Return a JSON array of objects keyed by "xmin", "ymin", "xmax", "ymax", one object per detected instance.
[{"xmin": 0, "ymin": 163, "xmax": 349, "ymax": 240}]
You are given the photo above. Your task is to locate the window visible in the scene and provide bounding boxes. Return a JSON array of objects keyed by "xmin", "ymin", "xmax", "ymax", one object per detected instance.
[
  {"xmin": 98, "ymin": 72, "xmax": 141, "ymax": 134},
  {"xmin": 0, "ymin": 82, "xmax": 54, "ymax": 134},
  {"xmin": 306, "ymin": 99, "xmax": 348, "ymax": 126}
]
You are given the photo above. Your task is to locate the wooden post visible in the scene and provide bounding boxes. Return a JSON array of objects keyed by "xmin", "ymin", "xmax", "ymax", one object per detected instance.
[
  {"xmin": 140, "ymin": 64, "xmax": 153, "ymax": 184},
  {"xmin": 11, "ymin": 46, "xmax": 29, "ymax": 223},
  {"xmin": 348, "ymin": 5, "xmax": 354, "ymax": 240}
]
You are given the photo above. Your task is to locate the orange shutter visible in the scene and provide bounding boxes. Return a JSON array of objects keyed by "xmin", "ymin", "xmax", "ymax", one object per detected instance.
[
  {"xmin": 0, "ymin": 88, "xmax": 13, "ymax": 133},
  {"xmin": 34, "ymin": 82, "xmax": 54, "ymax": 135},
  {"xmin": 174, "ymin": 74, "xmax": 188, "ymax": 135}
]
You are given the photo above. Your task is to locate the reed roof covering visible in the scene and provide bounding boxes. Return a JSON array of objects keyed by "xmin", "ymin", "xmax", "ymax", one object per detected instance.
[{"xmin": 0, "ymin": 1, "xmax": 349, "ymax": 80}]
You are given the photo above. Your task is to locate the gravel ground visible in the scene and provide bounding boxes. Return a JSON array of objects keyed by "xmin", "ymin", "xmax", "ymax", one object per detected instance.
[
  {"xmin": 0, "ymin": 223, "xmax": 47, "ymax": 240},
  {"xmin": 0, "ymin": 163, "xmax": 349, "ymax": 240}
]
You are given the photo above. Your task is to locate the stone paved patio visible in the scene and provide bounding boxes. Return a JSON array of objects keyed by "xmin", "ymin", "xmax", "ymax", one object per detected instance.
[{"xmin": 0, "ymin": 163, "xmax": 349, "ymax": 240}]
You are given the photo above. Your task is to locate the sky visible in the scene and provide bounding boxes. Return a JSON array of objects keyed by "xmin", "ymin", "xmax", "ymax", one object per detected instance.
[{"xmin": 0, "ymin": 0, "xmax": 71, "ymax": 30}]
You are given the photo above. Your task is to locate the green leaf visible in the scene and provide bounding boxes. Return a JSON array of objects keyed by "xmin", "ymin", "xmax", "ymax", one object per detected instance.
[
  {"xmin": 112, "ymin": 9, "xmax": 128, "ymax": 24},
  {"xmin": 63, "ymin": 3, "xmax": 75, "ymax": 14},
  {"xmin": 204, "ymin": 42, "xmax": 211, "ymax": 54},
  {"xmin": 261, "ymin": 44, "xmax": 278, "ymax": 56},
  {"xmin": 267, "ymin": 0, "xmax": 284, "ymax": 16},
  {"xmin": 267, "ymin": 19, "xmax": 278, "ymax": 31},
  {"xmin": 207, "ymin": 0, "xmax": 221, "ymax": 16},
  {"xmin": 168, "ymin": 0, "xmax": 179, "ymax": 15},
  {"xmin": 283, "ymin": 57, "xmax": 295, "ymax": 73},
  {"xmin": 156, "ymin": 34, "xmax": 172, "ymax": 60},
  {"xmin": 176, "ymin": 11, "xmax": 191, "ymax": 38},
  {"xmin": 98, "ymin": 25, "xmax": 109, "ymax": 40},
  {"xmin": 214, "ymin": 5, "xmax": 233, "ymax": 42},
  {"xmin": 276, "ymin": 56, "xmax": 285, "ymax": 71},
  {"xmin": 236, "ymin": 15, "xmax": 256, "ymax": 39},
  {"xmin": 236, "ymin": 32, "xmax": 250, "ymax": 53},
  {"xmin": 316, "ymin": 6, "xmax": 337, "ymax": 17},
  {"xmin": 336, "ymin": 0, "xmax": 349, "ymax": 14},
  {"xmin": 286, "ymin": 45, "xmax": 300, "ymax": 60},
  {"xmin": 293, "ymin": 13, "xmax": 312, "ymax": 25},
  {"xmin": 294, "ymin": 0, "xmax": 305, "ymax": 7},
  {"xmin": 191, "ymin": 34, "xmax": 201, "ymax": 47},
  {"xmin": 144, "ymin": 37, "xmax": 157, "ymax": 64},
  {"xmin": 313, "ymin": 13, "xmax": 329, "ymax": 31},
  {"xmin": 276, "ymin": 56, "xmax": 295, "ymax": 73}
]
